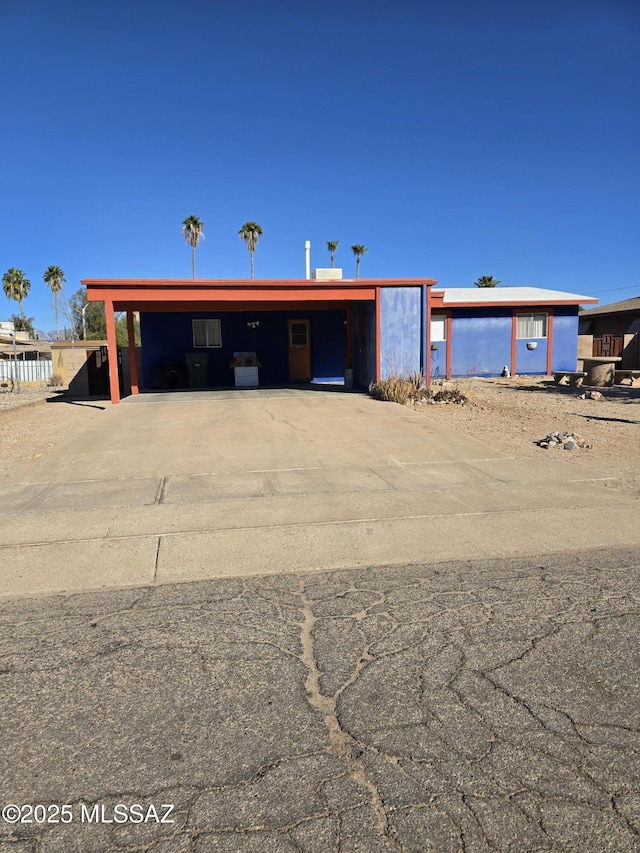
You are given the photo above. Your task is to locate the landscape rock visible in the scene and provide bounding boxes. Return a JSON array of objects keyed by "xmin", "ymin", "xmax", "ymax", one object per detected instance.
[{"xmin": 537, "ymin": 430, "xmax": 590, "ymax": 451}]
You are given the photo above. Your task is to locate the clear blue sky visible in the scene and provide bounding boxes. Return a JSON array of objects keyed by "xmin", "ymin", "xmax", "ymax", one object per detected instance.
[{"xmin": 2, "ymin": 0, "xmax": 639, "ymax": 333}]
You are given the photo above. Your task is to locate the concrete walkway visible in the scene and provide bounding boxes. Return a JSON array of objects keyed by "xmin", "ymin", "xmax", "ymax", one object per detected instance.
[{"xmin": 1, "ymin": 388, "xmax": 638, "ymax": 598}]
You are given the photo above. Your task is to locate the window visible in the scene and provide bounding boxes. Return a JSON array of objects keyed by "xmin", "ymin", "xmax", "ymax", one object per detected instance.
[
  {"xmin": 431, "ymin": 314, "xmax": 447, "ymax": 342},
  {"xmin": 289, "ymin": 321, "xmax": 309, "ymax": 347},
  {"xmin": 516, "ymin": 313, "xmax": 547, "ymax": 339},
  {"xmin": 193, "ymin": 319, "xmax": 222, "ymax": 348}
]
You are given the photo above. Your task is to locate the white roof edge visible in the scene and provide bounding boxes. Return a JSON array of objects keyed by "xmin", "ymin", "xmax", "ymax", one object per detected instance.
[{"xmin": 432, "ymin": 287, "xmax": 597, "ymax": 304}]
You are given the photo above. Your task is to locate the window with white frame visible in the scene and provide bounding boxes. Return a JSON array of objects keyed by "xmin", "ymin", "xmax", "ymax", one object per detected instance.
[
  {"xmin": 430, "ymin": 314, "xmax": 447, "ymax": 342},
  {"xmin": 193, "ymin": 319, "xmax": 222, "ymax": 348},
  {"xmin": 516, "ymin": 313, "xmax": 547, "ymax": 339}
]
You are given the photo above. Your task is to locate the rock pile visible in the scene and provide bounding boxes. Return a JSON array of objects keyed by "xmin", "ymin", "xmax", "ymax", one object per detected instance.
[{"xmin": 537, "ymin": 431, "xmax": 591, "ymax": 451}]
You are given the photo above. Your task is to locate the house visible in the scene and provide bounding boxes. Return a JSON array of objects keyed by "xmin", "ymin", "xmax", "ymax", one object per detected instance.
[
  {"xmin": 0, "ymin": 322, "xmax": 53, "ymax": 384},
  {"xmin": 83, "ymin": 273, "xmax": 595, "ymax": 404},
  {"xmin": 430, "ymin": 287, "xmax": 597, "ymax": 379},
  {"xmin": 578, "ymin": 297, "xmax": 640, "ymax": 369}
]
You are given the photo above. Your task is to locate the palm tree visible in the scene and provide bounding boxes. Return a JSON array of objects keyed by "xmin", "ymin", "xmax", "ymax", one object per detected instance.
[
  {"xmin": 181, "ymin": 215, "xmax": 205, "ymax": 278},
  {"xmin": 238, "ymin": 221, "xmax": 263, "ymax": 279},
  {"xmin": 351, "ymin": 245, "xmax": 368, "ymax": 279},
  {"xmin": 43, "ymin": 265, "xmax": 66, "ymax": 340},
  {"xmin": 327, "ymin": 241, "xmax": 339, "ymax": 268},
  {"xmin": 474, "ymin": 275, "xmax": 501, "ymax": 288},
  {"xmin": 2, "ymin": 268, "xmax": 31, "ymax": 322}
]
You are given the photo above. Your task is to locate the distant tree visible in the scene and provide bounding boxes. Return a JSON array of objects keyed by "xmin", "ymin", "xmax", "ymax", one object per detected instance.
[
  {"xmin": 43, "ymin": 265, "xmax": 66, "ymax": 340},
  {"xmin": 9, "ymin": 313, "xmax": 35, "ymax": 335},
  {"xmin": 327, "ymin": 241, "xmax": 339, "ymax": 268},
  {"xmin": 181, "ymin": 215, "xmax": 205, "ymax": 278},
  {"xmin": 66, "ymin": 287, "xmax": 139, "ymax": 346},
  {"xmin": 238, "ymin": 221, "xmax": 263, "ymax": 279},
  {"xmin": 474, "ymin": 275, "xmax": 501, "ymax": 288},
  {"xmin": 2, "ymin": 268, "xmax": 31, "ymax": 322},
  {"xmin": 351, "ymin": 245, "xmax": 368, "ymax": 279}
]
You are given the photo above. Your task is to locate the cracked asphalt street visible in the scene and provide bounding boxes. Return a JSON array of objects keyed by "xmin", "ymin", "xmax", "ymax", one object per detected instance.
[{"xmin": 1, "ymin": 546, "xmax": 639, "ymax": 852}]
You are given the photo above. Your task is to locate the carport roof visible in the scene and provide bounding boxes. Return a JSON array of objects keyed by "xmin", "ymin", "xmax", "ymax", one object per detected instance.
[{"xmin": 84, "ymin": 277, "xmax": 438, "ymax": 307}]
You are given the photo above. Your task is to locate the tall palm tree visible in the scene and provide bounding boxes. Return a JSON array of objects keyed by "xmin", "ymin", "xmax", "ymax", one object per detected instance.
[
  {"xmin": 474, "ymin": 275, "xmax": 501, "ymax": 288},
  {"xmin": 327, "ymin": 241, "xmax": 339, "ymax": 268},
  {"xmin": 351, "ymin": 245, "xmax": 368, "ymax": 279},
  {"xmin": 181, "ymin": 215, "xmax": 205, "ymax": 278},
  {"xmin": 2, "ymin": 268, "xmax": 31, "ymax": 322},
  {"xmin": 238, "ymin": 221, "xmax": 263, "ymax": 279},
  {"xmin": 43, "ymin": 265, "xmax": 66, "ymax": 340}
]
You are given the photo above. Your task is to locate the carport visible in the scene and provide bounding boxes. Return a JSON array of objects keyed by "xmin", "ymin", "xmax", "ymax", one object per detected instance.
[{"xmin": 84, "ymin": 276, "xmax": 437, "ymax": 403}]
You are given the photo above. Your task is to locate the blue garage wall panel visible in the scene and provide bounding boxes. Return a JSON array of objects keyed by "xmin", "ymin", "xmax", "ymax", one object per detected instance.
[
  {"xmin": 352, "ymin": 302, "xmax": 376, "ymax": 388},
  {"xmin": 380, "ymin": 287, "xmax": 421, "ymax": 377},
  {"xmin": 450, "ymin": 309, "xmax": 512, "ymax": 378},
  {"xmin": 310, "ymin": 310, "xmax": 346, "ymax": 381},
  {"xmin": 140, "ymin": 309, "xmax": 345, "ymax": 387},
  {"xmin": 551, "ymin": 309, "xmax": 579, "ymax": 371}
]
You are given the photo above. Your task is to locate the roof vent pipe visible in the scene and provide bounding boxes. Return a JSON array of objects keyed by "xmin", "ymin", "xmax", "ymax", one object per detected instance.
[{"xmin": 305, "ymin": 241, "xmax": 311, "ymax": 280}]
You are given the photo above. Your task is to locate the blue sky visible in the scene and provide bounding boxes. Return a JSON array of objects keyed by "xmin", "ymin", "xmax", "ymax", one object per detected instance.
[{"xmin": 2, "ymin": 0, "xmax": 639, "ymax": 333}]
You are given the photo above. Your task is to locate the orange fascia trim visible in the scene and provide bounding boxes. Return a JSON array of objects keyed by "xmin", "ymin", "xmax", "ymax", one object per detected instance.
[
  {"xmin": 90, "ymin": 287, "xmax": 377, "ymax": 303},
  {"xmin": 83, "ymin": 277, "xmax": 438, "ymax": 287},
  {"xmin": 112, "ymin": 300, "xmax": 352, "ymax": 313},
  {"xmin": 441, "ymin": 298, "xmax": 598, "ymax": 308}
]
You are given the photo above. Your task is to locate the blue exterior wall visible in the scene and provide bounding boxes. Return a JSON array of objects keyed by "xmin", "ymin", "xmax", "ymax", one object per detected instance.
[
  {"xmin": 449, "ymin": 305, "xmax": 580, "ymax": 377},
  {"xmin": 140, "ymin": 309, "xmax": 346, "ymax": 387},
  {"xmin": 380, "ymin": 287, "xmax": 421, "ymax": 377},
  {"xmin": 450, "ymin": 309, "xmax": 512, "ymax": 377},
  {"xmin": 550, "ymin": 308, "xmax": 579, "ymax": 371}
]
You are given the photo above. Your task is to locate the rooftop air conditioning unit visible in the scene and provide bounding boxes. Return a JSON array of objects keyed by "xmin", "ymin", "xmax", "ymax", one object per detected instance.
[{"xmin": 312, "ymin": 268, "xmax": 343, "ymax": 280}]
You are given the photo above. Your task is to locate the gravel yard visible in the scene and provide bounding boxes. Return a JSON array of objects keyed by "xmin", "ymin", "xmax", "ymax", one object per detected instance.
[
  {"xmin": 420, "ymin": 376, "xmax": 640, "ymax": 492},
  {"xmin": 1, "ymin": 378, "xmax": 639, "ymax": 490}
]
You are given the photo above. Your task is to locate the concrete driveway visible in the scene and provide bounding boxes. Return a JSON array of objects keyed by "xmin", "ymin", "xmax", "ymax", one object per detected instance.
[{"xmin": 1, "ymin": 388, "xmax": 638, "ymax": 598}]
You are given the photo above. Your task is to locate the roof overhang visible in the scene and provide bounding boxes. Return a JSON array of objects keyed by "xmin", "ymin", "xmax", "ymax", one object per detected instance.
[
  {"xmin": 431, "ymin": 287, "xmax": 598, "ymax": 308},
  {"xmin": 84, "ymin": 277, "xmax": 438, "ymax": 310}
]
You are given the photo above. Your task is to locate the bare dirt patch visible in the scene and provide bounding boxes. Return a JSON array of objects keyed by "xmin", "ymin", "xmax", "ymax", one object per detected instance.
[
  {"xmin": 0, "ymin": 386, "xmax": 108, "ymax": 480},
  {"xmin": 417, "ymin": 376, "xmax": 640, "ymax": 492}
]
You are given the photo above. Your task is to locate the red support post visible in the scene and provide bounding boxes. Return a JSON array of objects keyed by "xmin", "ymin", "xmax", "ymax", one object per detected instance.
[
  {"xmin": 127, "ymin": 310, "xmax": 139, "ymax": 395},
  {"xmin": 104, "ymin": 299, "xmax": 120, "ymax": 404},
  {"xmin": 375, "ymin": 288, "xmax": 381, "ymax": 382},
  {"xmin": 546, "ymin": 313, "xmax": 554, "ymax": 376}
]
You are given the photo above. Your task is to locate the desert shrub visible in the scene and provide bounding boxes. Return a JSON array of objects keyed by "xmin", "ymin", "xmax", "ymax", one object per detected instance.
[
  {"xmin": 48, "ymin": 373, "xmax": 64, "ymax": 387},
  {"xmin": 431, "ymin": 387, "xmax": 467, "ymax": 405},
  {"xmin": 369, "ymin": 373, "xmax": 429, "ymax": 405}
]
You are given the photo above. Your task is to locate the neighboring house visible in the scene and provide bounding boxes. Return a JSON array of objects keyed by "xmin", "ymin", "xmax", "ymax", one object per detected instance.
[
  {"xmin": 83, "ymin": 273, "xmax": 595, "ymax": 404},
  {"xmin": 0, "ymin": 322, "xmax": 53, "ymax": 383},
  {"xmin": 578, "ymin": 297, "xmax": 640, "ymax": 369},
  {"xmin": 430, "ymin": 287, "xmax": 597, "ymax": 379}
]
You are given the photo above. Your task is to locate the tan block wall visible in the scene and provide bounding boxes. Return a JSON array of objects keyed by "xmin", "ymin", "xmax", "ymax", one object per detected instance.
[
  {"xmin": 576, "ymin": 335, "xmax": 593, "ymax": 371},
  {"xmin": 51, "ymin": 342, "xmax": 107, "ymax": 396}
]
